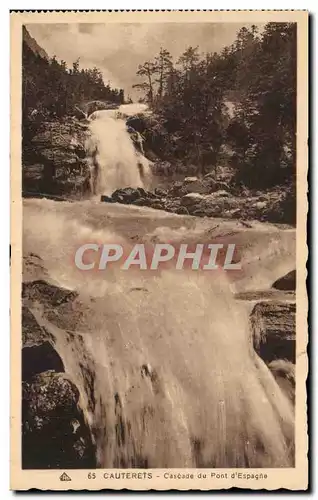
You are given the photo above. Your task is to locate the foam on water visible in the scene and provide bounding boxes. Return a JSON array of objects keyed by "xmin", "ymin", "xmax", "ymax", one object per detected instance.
[
  {"xmin": 85, "ymin": 104, "xmax": 152, "ymax": 195},
  {"xmin": 23, "ymin": 201, "xmax": 295, "ymax": 468}
]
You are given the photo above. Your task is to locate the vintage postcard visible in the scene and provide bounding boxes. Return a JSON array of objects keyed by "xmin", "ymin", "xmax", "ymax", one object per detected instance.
[{"xmin": 10, "ymin": 10, "xmax": 308, "ymax": 491}]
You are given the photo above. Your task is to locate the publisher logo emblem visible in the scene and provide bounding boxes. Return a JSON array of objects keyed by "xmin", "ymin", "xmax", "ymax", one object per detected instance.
[{"xmin": 59, "ymin": 472, "xmax": 71, "ymax": 482}]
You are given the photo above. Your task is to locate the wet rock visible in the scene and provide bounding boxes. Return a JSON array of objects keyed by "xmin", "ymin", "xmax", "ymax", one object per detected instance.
[
  {"xmin": 264, "ymin": 185, "xmax": 296, "ymax": 225},
  {"xmin": 100, "ymin": 195, "xmax": 114, "ymax": 203},
  {"xmin": 167, "ymin": 175, "xmax": 232, "ymax": 199},
  {"xmin": 112, "ymin": 187, "xmax": 143, "ymax": 204},
  {"xmin": 272, "ymin": 270, "xmax": 296, "ymax": 291},
  {"xmin": 250, "ymin": 301, "xmax": 296, "ymax": 363},
  {"xmin": 149, "ymin": 201, "xmax": 165, "ymax": 210},
  {"xmin": 154, "ymin": 187, "xmax": 167, "ymax": 197},
  {"xmin": 209, "ymin": 189, "xmax": 231, "ymax": 198},
  {"xmin": 138, "ymin": 188, "xmax": 158, "ymax": 199},
  {"xmin": 126, "ymin": 114, "xmax": 147, "ymax": 134},
  {"xmin": 164, "ymin": 200, "xmax": 182, "ymax": 213},
  {"xmin": 181, "ymin": 193, "xmax": 205, "ymax": 207},
  {"xmin": 23, "ymin": 253, "xmax": 49, "ymax": 282},
  {"xmin": 183, "ymin": 178, "xmax": 211, "ymax": 195},
  {"xmin": 110, "ymin": 187, "xmax": 163, "ymax": 208},
  {"xmin": 159, "ymin": 179, "xmax": 296, "ymax": 224},
  {"xmin": 22, "ymin": 341, "xmax": 64, "ymax": 381},
  {"xmin": 132, "ymin": 197, "xmax": 151, "ymax": 207},
  {"xmin": 268, "ymin": 359, "xmax": 295, "ymax": 405},
  {"xmin": 169, "ymin": 181, "xmax": 184, "ymax": 197},
  {"xmin": 22, "ymin": 163, "xmax": 44, "ymax": 195},
  {"xmin": 184, "ymin": 176, "xmax": 198, "ymax": 183},
  {"xmin": 23, "ymin": 117, "xmax": 90, "ymax": 196},
  {"xmin": 191, "ymin": 209, "xmax": 208, "ymax": 217},
  {"xmin": 22, "ymin": 306, "xmax": 54, "ymax": 347},
  {"xmin": 22, "ymin": 280, "xmax": 78, "ymax": 308},
  {"xmin": 175, "ymin": 206, "xmax": 189, "ymax": 215},
  {"xmin": 22, "ymin": 371, "xmax": 96, "ymax": 469},
  {"xmin": 255, "ymin": 201, "xmax": 267, "ymax": 210},
  {"xmin": 22, "ymin": 306, "xmax": 64, "ymax": 380}
]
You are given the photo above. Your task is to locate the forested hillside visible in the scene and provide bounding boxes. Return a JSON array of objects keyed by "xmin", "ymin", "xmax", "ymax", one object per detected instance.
[
  {"xmin": 133, "ymin": 23, "xmax": 296, "ymax": 190},
  {"xmin": 21, "ymin": 23, "xmax": 297, "ymax": 223},
  {"xmin": 22, "ymin": 26, "xmax": 124, "ymax": 128}
]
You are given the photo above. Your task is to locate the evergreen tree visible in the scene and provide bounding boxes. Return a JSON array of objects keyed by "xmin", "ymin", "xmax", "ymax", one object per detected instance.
[{"xmin": 134, "ymin": 22, "xmax": 296, "ymax": 188}]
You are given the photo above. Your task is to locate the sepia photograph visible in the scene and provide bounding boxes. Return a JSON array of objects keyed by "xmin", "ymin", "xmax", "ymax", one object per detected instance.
[{"xmin": 10, "ymin": 10, "xmax": 308, "ymax": 491}]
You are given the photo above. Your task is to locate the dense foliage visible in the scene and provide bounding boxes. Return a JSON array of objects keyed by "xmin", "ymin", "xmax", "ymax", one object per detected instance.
[
  {"xmin": 22, "ymin": 30, "xmax": 124, "ymax": 142},
  {"xmin": 134, "ymin": 23, "xmax": 296, "ymax": 189}
]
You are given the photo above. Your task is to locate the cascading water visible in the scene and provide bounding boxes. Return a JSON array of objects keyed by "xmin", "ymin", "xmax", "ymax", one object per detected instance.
[
  {"xmin": 23, "ymin": 199, "xmax": 295, "ymax": 468},
  {"xmin": 85, "ymin": 104, "xmax": 152, "ymax": 196}
]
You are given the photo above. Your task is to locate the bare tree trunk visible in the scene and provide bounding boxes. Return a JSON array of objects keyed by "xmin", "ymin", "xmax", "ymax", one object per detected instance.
[{"xmin": 147, "ymin": 69, "xmax": 154, "ymax": 106}]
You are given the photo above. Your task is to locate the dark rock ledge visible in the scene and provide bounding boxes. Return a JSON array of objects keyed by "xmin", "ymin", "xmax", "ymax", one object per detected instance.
[{"xmin": 22, "ymin": 293, "xmax": 96, "ymax": 469}]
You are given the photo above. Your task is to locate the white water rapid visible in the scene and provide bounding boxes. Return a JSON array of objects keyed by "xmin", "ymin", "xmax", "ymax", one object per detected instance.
[{"xmin": 23, "ymin": 197, "xmax": 295, "ymax": 468}]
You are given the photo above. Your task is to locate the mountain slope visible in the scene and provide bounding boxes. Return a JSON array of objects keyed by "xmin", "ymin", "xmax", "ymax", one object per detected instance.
[{"xmin": 23, "ymin": 26, "xmax": 48, "ymax": 60}]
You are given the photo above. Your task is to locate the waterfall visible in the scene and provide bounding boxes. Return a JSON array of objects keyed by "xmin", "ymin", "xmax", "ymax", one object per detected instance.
[
  {"xmin": 85, "ymin": 104, "xmax": 152, "ymax": 196},
  {"xmin": 23, "ymin": 199, "xmax": 295, "ymax": 468}
]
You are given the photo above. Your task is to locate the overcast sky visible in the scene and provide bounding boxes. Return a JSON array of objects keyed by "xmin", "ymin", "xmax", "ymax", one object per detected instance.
[{"xmin": 27, "ymin": 23, "xmax": 260, "ymax": 100}]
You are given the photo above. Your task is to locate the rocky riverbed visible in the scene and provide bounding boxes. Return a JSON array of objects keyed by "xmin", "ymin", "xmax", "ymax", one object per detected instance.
[{"xmin": 102, "ymin": 177, "xmax": 295, "ymax": 224}]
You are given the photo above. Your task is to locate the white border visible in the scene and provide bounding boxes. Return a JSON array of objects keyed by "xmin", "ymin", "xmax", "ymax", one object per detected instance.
[{"xmin": 2, "ymin": 1, "xmax": 315, "ymax": 498}]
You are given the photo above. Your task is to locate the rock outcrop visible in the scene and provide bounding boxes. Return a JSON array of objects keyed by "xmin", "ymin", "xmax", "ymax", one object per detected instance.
[
  {"xmin": 22, "ymin": 280, "xmax": 78, "ymax": 308},
  {"xmin": 250, "ymin": 301, "xmax": 296, "ymax": 363},
  {"xmin": 22, "ymin": 282, "xmax": 96, "ymax": 469},
  {"xmin": 250, "ymin": 291, "xmax": 296, "ymax": 405},
  {"xmin": 23, "ymin": 371, "xmax": 96, "ymax": 469},
  {"xmin": 23, "ymin": 117, "xmax": 90, "ymax": 197},
  {"xmin": 272, "ymin": 270, "xmax": 296, "ymax": 291}
]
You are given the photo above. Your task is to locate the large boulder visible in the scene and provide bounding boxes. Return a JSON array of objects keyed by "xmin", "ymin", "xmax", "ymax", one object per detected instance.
[
  {"xmin": 272, "ymin": 270, "xmax": 296, "ymax": 291},
  {"xmin": 264, "ymin": 185, "xmax": 296, "ymax": 225},
  {"xmin": 23, "ymin": 341, "xmax": 64, "ymax": 381},
  {"xmin": 22, "ymin": 304, "xmax": 64, "ymax": 381},
  {"xmin": 250, "ymin": 301, "xmax": 296, "ymax": 363},
  {"xmin": 154, "ymin": 187, "xmax": 168, "ymax": 198},
  {"xmin": 169, "ymin": 181, "xmax": 186, "ymax": 197},
  {"xmin": 181, "ymin": 192, "xmax": 205, "ymax": 207},
  {"xmin": 110, "ymin": 187, "xmax": 163, "ymax": 208},
  {"xmin": 22, "ymin": 371, "xmax": 96, "ymax": 469},
  {"xmin": 182, "ymin": 177, "xmax": 211, "ymax": 195},
  {"xmin": 201, "ymin": 172, "xmax": 231, "ymax": 192},
  {"xmin": 207, "ymin": 190, "xmax": 231, "ymax": 198},
  {"xmin": 164, "ymin": 200, "xmax": 183, "ymax": 213},
  {"xmin": 175, "ymin": 206, "xmax": 189, "ymax": 215},
  {"xmin": 100, "ymin": 195, "xmax": 114, "ymax": 203},
  {"xmin": 111, "ymin": 187, "xmax": 144, "ymax": 204},
  {"xmin": 126, "ymin": 115, "xmax": 147, "ymax": 134},
  {"xmin": 23, "ymin": 117, "xmax": 90, "ymax": 196}
]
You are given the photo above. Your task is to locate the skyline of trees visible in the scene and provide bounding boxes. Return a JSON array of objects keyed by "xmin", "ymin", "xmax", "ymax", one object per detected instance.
[
  {"xmin": 23, "ymin": 35, "xmax": 125, "ymax": 123},
  {"xmin": 134, "ymin": 22, "xmax": 296, "ymax": 189}
]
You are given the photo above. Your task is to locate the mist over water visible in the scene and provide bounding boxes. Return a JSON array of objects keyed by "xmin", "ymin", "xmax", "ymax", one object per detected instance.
[
  {"xmin": 23, "ymin": 200, "xmax": 295, "ymax": 468},
  {"xmin": 85, "ymin": 104, "xmax": 152, "ymax": 195}
]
